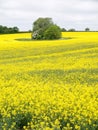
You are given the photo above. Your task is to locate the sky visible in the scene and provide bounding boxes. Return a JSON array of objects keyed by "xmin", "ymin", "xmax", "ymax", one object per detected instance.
[{"xmin": 0, "ymin": 0, "xmax": 98, "ymax": 31}]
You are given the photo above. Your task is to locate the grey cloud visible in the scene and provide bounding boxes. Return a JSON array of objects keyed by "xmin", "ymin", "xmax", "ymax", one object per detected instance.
[{"xmin": 0, "ymin": 0, "xmax": 98, "ymax": 31}]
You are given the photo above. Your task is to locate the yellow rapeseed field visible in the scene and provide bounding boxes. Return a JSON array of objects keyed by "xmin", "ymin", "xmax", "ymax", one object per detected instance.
[{"xmin": 0, "ymin": 32, "xmax": 98, "ymax": 130}]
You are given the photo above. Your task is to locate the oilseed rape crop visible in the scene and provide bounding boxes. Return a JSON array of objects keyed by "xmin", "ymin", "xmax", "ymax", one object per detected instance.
[{"xmin": 0, "ymin": 32, "xmax": 98, "ymax": 130}]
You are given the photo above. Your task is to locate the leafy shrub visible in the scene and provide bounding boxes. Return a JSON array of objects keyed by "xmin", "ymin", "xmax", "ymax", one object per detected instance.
[
  {"xmin": 44, "ymin": 25, "xmax": 61, "ymax": 40},
  {"xmin": 32, "ymin": 17, "xmax": 61, "ymax": 40}
]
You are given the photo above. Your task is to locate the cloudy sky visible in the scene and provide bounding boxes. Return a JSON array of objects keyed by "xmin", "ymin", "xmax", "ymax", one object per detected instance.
[{"xmin": 0, "ymin": 0, "xmax": 98, "ymax": 31}]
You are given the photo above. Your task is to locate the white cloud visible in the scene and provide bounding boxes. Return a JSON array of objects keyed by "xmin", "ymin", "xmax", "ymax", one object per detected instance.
[{"xmin": 0, "ymin": 0, "xmax": 98, "ymax": 31}]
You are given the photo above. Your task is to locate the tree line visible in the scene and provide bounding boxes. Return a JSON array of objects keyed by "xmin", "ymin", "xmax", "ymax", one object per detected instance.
[
  {"xmin": 61, "ymin": 27, "xmax": 90, "ymax": 32},
  {"xmin": 0, "ymin": 18, "xmax": 91, "ymax": 38},
  {"xmin": 32, "ymin": 17, "xmax": 91, "ymax": 40},
  {"xmin": 0, "ymin": 25, "xmax": 19, "ymax": 34}
]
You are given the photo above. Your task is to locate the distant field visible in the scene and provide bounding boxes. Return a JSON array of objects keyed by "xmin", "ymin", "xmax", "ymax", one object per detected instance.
[{"xmin": 0, "ymin": 32, "xmax": 98, "ymax": 129}]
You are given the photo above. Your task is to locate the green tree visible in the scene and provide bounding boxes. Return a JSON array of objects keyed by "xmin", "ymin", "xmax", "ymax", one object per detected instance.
[
  {"xmin": 44, "ymin": 25, "xmax": 61, "ymax": 40},
  {"xmin": 0, "ymin": 25, "xmax": 19, "ymax": 34},
  {"xmin": 85, "ymin": 27, "xmax": 90, "ymax": 32},
  {"xmin": 68, "ymin": 28, "xmax": 76, "ymax": 32},
  {"xmin": 32, "ymin": 17, "xmax": 61, "ymax": 40},
  {"xmin": 32, "ymin": 18, "xmax": 53, "ymax": 39},
  {"xmin": 61, "ymin": 28, "xmax": 67, "ymax": 32},
  {"xmin": 12, "ymin": 27, "xmax": 19, "ymax": 33},
  {"xmin": 0, "ymin": 25, "xmax": 4, "ymax": 33}
]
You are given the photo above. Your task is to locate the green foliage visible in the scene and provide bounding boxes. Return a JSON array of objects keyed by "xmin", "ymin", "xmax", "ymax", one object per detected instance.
[
  {"xmin": 44, "ymin": 25, "xmax": 61, "ymax": 40},
  {"xmin": 61, "ymin": 28, "xmax": 67, "ymax": 32},
  {"xmin": 32, "ymin": 18, "xmax": 53, "ymax": 40},
  {"xmin": 32, "ymin": 17, "xmax": 61, "ymax": 40},
  {"xmin": 0, "ymin": 25, "xmax": 19, "ymax": 34},
  {"xmin": 33, "ymin": 17, "xmax": 53, "ymax": 32},
  {"xmin": 68, "ymin": 28, "xmax": 76, "ymax": 32},
  {"xmin": 15, "ymin": 112, "xmax": 32, "ymax": 129},
  {"xmin": 85, "ymin": 27, "xmax": 90, "ymax": 31}
]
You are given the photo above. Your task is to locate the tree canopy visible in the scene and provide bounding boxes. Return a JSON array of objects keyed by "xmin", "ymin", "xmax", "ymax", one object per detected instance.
[
  {"xmin": 0, "ymin": 25, "xmax": 19, "ymax": 34},
  {"xmin": 44, "ymin": 25, "xmax": 61, "ymax": 40},
  {"xmin": 85, "ymin": 28, "xmax": 90, "ymax": 32},
  {"xmin": 32, "ymin": 18, "xmax": 61, "ymax": 40},
  {"xmin": 68, "ymin": 28, "xmax": 76, "ymax": 32}
]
